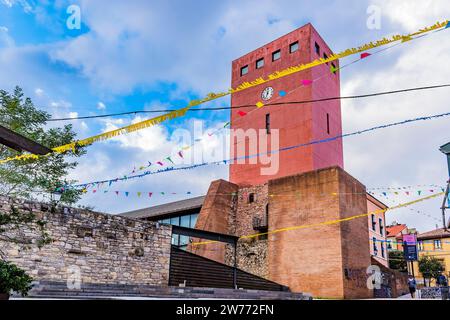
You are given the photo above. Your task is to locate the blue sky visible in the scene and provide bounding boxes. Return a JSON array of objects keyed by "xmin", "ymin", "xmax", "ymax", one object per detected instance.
[{"xmin": 1, "ymin": 0, "xmax": 449, "ymax": 232}]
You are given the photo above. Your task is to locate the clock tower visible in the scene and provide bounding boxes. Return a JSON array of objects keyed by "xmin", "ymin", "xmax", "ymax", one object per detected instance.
[{"xmin": 229, "ymin": 23, "xmax": 344, "ymax": 186}]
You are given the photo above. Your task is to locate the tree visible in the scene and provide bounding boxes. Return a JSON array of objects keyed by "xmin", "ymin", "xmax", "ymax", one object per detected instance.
[
  {"xmin": 0, "ymin": 86, "xmax": 86, "ymax": 255},
  {"xmin": 419, "ymin": 255, "xmax": 445, "ymax": 287},
  {"xmin": 388, "ymin": 250, "xmax": 407, "ymax": 272},
  {"xmin": 0, "ymin": 86, "xmax": 85, "ymax": 203}
]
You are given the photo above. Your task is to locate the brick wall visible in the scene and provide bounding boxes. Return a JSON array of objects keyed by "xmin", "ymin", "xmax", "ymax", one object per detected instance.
[{"xmin": 0, "ymin": 196, "xmax": 172, "ymax": 286}]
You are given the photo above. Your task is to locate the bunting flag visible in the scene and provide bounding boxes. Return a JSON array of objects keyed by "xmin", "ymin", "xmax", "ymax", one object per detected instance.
[
  {"xmin": 166, "ymin": 156, "xmax": 174, "ymax": 164},
  {"xmin": 178, "ymin": 151, "xmax": 184, "ymax": 158},
  {"xmin": 68, "ymin": 110, "xmax": 450, "ymax": 191},
  {"xmin": 330, "ymin": 64, "xmax": 339, "ymax": 74},
  {"xmin": 157, "ymin": 161, "xmax": 164, "ymax": 166},
  {"xmin": 278, "ymin": 91, "xmax": 286, "ymax": 97},
  {"xmin": 301, "ymin": 79, "xmax": 313, "ymax": 86},
  {"xmin": 361, "ymin": 52, "xmax": 371, "ymax": 59},
  {"xmin": 149, "ymin": 192, "xmax": 153, "ymax": 198},
  {"xmin": 238, "ymin": 111, "xmax": 247, "ymax": 117},
  {"xmin": 1, "ymin": 20, "xmax": 447, "ymax": 166},
  {"xmin": 256, "ymin": 101, "xmax": 265, "ymax": 108}
]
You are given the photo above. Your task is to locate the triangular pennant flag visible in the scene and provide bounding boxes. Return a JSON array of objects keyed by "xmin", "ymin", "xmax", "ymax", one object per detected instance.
[
  {"xmin": 82, "ymin": 188, "xmax": 87, "ymax": 193},
  {"xmin": 161, "ymin": 192, "xmax": 165, "ymax": 195},
  {"xmin": 406, "ymin": 192, "xmax": 410, "ymax": 195},
  {"xmin": 238, "ymin": 111, "xmax": 247, "ymax": 117},
  {"xmin": 125, "ymin": 192, "xmax": 129, "ymax": 197},
  {"xmin": 148, "ymin": 192, "xmax": 153, "ymax": 198},
  {"xmin": 139, "ymin": 166, "xmax": 144, "ymax": 170},
  {"xmin": 115, "ymin": 191, "xmax": 119, "ymax": 195},
  {"xmin": 278, "ymin": 91, "xmax": 286, "ymax": 97},
  {"xmin": 256, "ymin": 101, "xmax": 264, "ymax": 108},
  {"xmin": 157, "ymin": 161, "xmax": 164, "ymax": 166},
  {"xmin": 430, "ymin": 190, "xmax": 434, "ymax": 193},
  {"xmin": 166, "ymin": 157, "xmax": 174, "ymax": 164},
  {"xmin": 148, "ymin": 161, "xmax": 152, "ymax": 166},
  {"xmin": 93, "ymin": 190, "xmax": 97, "ymax": 193},
  {"xmin": 178, "ymin": 151, "xmax": 184, "ymax": 158},
  {"xmin": 301, "ymin": 79, "xmax": 313, "ymax": 86},
  {"xmin": 223, "ymin": 121, "xmax": 230, "ymax": 128},
  {"xmin": 360, "ymin": 52, "xmax": 371, "ymax": 59},
  {"xmin": 187, "ymin": 191, "xmax": 191, "ymax": 194},
  {"xmin": 137, "ymin": 192, "xmax": 141, "ymax": 197},
  {"xmin": 418, "ymin": 190, "xmax": 422, "ymax": 195},
  {"xmin": 330, "ymin": 65, "xmax": 338, "ymax": 74},
  {"xmin": 382, "ymin": 192, "xmax": 387, "ymax": 196},
  {"xmin": 109, "ymin": 181, "xmax": 113, "ymax": 187},
  {"xmin": 446, "ymin": 21, "xmax": 450, "ymax": 29}
]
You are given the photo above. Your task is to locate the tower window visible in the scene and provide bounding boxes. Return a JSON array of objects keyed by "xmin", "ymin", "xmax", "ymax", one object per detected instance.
[
  {"xmin": 256, "ymin": 58, "xmax": 264, "ymax": 69},
  {"xmin": 265, "ymin": 113, "xmax": 271, "ymax": 134},
  {"xmin": 272, "ymin": 50, "xmax": 281, "ymax": 61},
  {"xmin": 289, "ymin": 41, "xmax": 299, "ymax": 53},
  {"xmin": 331, "ymin": 62, "xmax": 337, "ymax": 74},
  {"xmin": 323, "ymin": 52, "xmax": 329, "ymax": 64},
  {"xmin": 315, "ymin": 42, "xmax": 320, "ymax": 55},
  {"xmin": 326, "ymin": 113, "xmax": 330, "ymax": 134},
  {"xmin": 248, "ymin": 193, "xmax": 255, "ymax": 203},
  {"xmin": 240, "ymin": 65, "xmax": 249, "ymax": 76}
]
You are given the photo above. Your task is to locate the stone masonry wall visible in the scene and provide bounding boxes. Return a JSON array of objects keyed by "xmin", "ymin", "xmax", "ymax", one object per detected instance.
[
  {"xmin": 225, "ymin": 184, "xmax": 269, "ymax": 279},
  {"xmin": 0, "ymin": 196, "xmax": 172, "ymax": 286}
]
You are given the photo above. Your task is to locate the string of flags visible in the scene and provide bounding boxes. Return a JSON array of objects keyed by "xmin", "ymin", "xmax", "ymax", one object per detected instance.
[
  {"xmin": 0, "ymin": 20, "xmax": 448, "ymax": 166},
  {"xmin": 64, "ymin": 109, "xmax": 450, "ymax": 191},
  {"xmin": 112, "ymin": 22, "xmax": 449, "ymax": 182}
]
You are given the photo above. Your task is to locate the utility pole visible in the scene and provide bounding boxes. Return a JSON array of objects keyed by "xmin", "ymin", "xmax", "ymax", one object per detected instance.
[{"xmin": 439, "ymin": 143, "xmax": 450, "ymax": 231}]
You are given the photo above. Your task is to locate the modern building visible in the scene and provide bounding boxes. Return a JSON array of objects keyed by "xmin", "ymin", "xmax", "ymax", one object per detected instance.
[{"xmin": 121, "ymin": 23, "xmax": 400, "ymax": 299}]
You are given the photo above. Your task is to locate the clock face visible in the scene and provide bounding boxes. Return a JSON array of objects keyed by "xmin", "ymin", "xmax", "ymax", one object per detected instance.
[{"xmin": 261, "ymin": 87, "xmax": 274, "ymax": 101}]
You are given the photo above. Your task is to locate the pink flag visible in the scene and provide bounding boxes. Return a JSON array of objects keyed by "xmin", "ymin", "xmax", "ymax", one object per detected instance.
[{"xmin": 301, "ymin": 79, "xmax": 313, "ymax": 86}]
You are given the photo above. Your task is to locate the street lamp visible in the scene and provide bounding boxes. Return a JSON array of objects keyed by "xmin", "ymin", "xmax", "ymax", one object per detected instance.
[
  {"xmin": 50, "ymin": 190, "xmax": 63, "ymax": 212},
  {"xmin": 439, "ymin": 142, "xmax": 450, "ymax": 230}
]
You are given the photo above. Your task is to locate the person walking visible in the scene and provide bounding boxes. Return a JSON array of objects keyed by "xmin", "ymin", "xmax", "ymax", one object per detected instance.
[
  {"xmin": 437, "ymin": 273, "xmax": 449, "ymax": 300},
  {"xmin": 407, "ymin": 276, "xmax": 417, "ymax": 299}
]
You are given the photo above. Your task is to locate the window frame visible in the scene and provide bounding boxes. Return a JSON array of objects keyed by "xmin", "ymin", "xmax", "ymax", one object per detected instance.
[
  {"xmin": 272, "ymin": 49, "xmax": 281, "ymax": 62},
  {"xmin": 256, "ymin": 58, "xmax": 264, "ymax": 69},
  {"xmin": 289, "ymin": 41, "xmax": 299, "ymax": 53},
  {"xmin": 240, "ymin": 65, "xmax": 249, "ymax": 76}
]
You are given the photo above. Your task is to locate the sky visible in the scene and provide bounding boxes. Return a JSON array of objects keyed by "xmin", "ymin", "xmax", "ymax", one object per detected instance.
[{"xmin": 0, "ymin": 0, "xmax": 449, "ymax": 233}]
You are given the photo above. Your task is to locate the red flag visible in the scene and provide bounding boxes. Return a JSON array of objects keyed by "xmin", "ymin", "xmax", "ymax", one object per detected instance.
[
  {"xmin": 238, "ymin": 111, "xmax": 247, "ymax": 117},
  {"xmin": 361, "ymin": 52, "xmax": 371, "ymax": 59}
]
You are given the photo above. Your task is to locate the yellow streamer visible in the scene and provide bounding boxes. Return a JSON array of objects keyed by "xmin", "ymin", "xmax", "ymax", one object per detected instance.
[
  {"xmin": 0, "ymin": 20, "xmax": 447, "ymax": 165},
  {"xmin": 191, "ymin": 192, "xmax": 444, "ymax": 246}
]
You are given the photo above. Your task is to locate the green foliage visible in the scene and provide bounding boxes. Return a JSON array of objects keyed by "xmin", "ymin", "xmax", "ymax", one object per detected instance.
[
  {"xmin": 388, "ymin": 250, "xmax": 407, "ymax": 272},
  {"xmin": 419, "ymin": 255, "xmax": 445, "ymax": 283},
  {"xmin": 0, "ymin": 260, "xmax": 33, "ymax": 296},
  {"xmin": 0, "ymin": 86, "xmax": 86, "ymax": 204}
]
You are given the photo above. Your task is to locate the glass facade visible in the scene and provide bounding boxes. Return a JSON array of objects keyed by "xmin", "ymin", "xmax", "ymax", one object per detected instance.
[{"xmin": 159, "ymin": 212, "xmax": 199, "ymax": 248}]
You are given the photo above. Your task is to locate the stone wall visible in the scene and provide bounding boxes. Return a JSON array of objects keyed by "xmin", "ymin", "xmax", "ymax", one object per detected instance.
[{"xmin": 0, "ymin": 196, "xmax": 172, "ymax": 287}]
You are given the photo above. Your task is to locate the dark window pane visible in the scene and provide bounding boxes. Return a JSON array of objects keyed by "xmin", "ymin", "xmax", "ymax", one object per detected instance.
[
  {"xmin": 180, "ymin": 215, "xmax": 190, "ymax": 228},
  {"xmin": 289, "ymin": 41, "xmax": 299, "ymax": 53},
  {"xmin": 240, "ymin": 65, "xmax": 248, "ymax": 76},
  {"xmin": 190, "ymin": 213, "xmax": 199, "ymax": 228},
  {"xmin": 272, "ymin": 50, "xmax": 281, "ymax": 61},
  {"xmin": 256, "ymin": 58, "xmax": 264, "ymax": 69},
  {"xmin": 315, "ymin": 42, "xmax": 320, "ymax": 55},
  {"xmin": 170, "ymin": 216, "xmax": 180, "ymax": 226}
]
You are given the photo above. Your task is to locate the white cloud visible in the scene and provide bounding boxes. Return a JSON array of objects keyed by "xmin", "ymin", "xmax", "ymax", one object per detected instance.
[
  {"xmin": 34, "ymin": 87, "xmax": 44, "ymax": 96},
  {"xmin": 68, "ymin": 112, "xmax": 78, "ymax": 118},
  {"xmin": 97, "ymin": 101, "xmax": 106, "ymax": 110},
  {"xmin": 50, "ymin": 99, "xmax": 72, "ymax": 109}
]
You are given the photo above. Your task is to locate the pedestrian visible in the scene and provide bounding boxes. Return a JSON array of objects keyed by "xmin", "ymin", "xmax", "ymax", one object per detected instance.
[
  {"xmin": 407, "ymin": 275, "xmax": 417, "ymax": 299},
  {"xmin": 437, "ymin": 274, "xmax": 449, "ymax": 300}
]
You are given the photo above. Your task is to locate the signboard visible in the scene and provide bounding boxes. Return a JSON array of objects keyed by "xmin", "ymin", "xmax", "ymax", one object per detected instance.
[{"xmin": 403, "ymin": 234, "xmax": 418, "ymax": 261}]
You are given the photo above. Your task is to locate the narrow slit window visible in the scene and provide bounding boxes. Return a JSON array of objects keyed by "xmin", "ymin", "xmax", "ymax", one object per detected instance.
[
  {"xmin": 323, "ymin": 53, "xmax": 329, "ymax": 64},
  {"xmin": 315, "ymin": 42, "xmax": 320, "ymax": 55},
  {"xmin": 266, "ymin": 113, "xmax": 271, "ymax": 134},
  {"xmin": 326, "ymin": 113, "xmax": 330, "ymax": 134},
  {"xmin": 249, "ymin": 193, "xmax": 255, "ymax": 203}
]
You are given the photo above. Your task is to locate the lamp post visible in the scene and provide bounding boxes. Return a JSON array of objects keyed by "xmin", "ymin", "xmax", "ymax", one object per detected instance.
[
  {"xmin": 439, "ymin": 142, "xmax": 450, "ymax": 231},
  {"xmin": 50, "ymin": 190, "xmax": 63, "ymax": 213}
]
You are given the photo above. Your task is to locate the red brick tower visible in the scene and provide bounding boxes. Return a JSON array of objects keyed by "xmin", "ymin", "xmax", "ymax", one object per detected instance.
[{"xmin": 229, "ymin": 23, "xmax": 344, "ymax": 186}]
